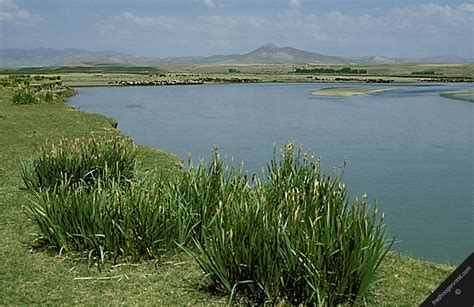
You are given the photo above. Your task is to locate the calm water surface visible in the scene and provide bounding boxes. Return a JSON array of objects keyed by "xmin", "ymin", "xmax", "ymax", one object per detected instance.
[{"xmin": 70, "ymin": 83, "xmax": 473, "ymax": 264}]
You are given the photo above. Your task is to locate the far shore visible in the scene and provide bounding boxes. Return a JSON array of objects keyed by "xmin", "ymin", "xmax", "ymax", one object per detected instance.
[{"xmin": 311, "ymin": 86, "xmax": 396, "ymax": 97}]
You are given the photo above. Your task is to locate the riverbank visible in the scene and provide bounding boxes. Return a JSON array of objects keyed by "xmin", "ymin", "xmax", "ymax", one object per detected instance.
[
  {"xmin": 0, "ymin": 84, "xmax": 454, "ymax": 304},
  {"xmin": 61, "ymin": 73, "xmax": 474, "ymax": 87},
  {"xmin": 311, "ymin": 86, "xmax": 396, "ymax": 97},
  {"xmin": 3, "ymin": 62, "xmax": 473, "ymax": 88}
]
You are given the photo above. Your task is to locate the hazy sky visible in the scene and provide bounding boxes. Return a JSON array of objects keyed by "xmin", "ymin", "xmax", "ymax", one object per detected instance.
[{"xmin": 1, "ymin": 0, "xmax": 473, "ymax": 58}]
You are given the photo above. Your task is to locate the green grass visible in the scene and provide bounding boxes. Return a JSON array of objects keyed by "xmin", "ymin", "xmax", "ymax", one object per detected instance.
[{"xmin": 0, "ymin": 83, "xmax": 455, "ymax": 305}]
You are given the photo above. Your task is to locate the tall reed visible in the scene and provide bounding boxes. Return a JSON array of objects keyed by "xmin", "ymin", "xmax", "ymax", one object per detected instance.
[
  {"xmin": 21, "ymin": 135, "xmax": 137, "ymax": 191},
  {"xmin": 25, "ymin": 176, "xmax": 195, "ymax": 264},
  {"xmin": 12, "ymin": 88, "xmax": 40, "ymax": 105},
  {"xmin": 174, "ymin": 149, "xmax": 251, "ymax": 243},
  {"xmin": 24, "ymin": 140, "xmax": 391, "ymax": 303},
  {"xmin": 189, "ymin": 143, "xmax": 392, "ymax": 305}
]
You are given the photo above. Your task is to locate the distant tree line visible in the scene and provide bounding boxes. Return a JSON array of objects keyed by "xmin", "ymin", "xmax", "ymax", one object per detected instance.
[
  {"xmin": 294, "ymin": 67, "xmax": 367, "ymax": 74},
  {"xmin": 410, "ymin": 70, "xmax": 443, "ymax": 75},
  {"xmin": 0, "ymin": 75, "xmax": 59, "ymax": 87}
]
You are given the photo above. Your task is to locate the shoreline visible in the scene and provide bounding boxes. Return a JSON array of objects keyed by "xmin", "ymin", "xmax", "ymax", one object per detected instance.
[
  {"xmin": 57, "ymin": 73, "xmax": 472, "ymax": 88},
  {"xmin": 68, "ymin": 78, "xmax": 473, "ymax": 88},
  {"xmin": 68, "ymin": 80, "xmax": 471, "ymax": 89}
]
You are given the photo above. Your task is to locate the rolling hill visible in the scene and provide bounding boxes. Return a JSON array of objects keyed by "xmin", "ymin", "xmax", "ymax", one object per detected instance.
[
  {"xmin": 0, "ymin": 48, "xmax": 136, "ymax": 68},
  {"xmin": 0, "ymin": 44, "xmax": 471, "ymax": 68}
]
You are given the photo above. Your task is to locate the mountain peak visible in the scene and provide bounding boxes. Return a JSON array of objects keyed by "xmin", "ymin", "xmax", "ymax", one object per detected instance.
[
  {"xmin": 241, "ymin": 44, "xmax": 347, "ymax": 64},
  {"xmin": 261, "ymin": 43, "xmax": 278, "ymax": 49}
]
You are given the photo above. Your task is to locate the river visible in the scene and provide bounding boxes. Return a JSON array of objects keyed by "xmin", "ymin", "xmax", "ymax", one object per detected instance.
[{"xmin": 69, "ymin": 82, "xmax": 473, "ymax": 264}]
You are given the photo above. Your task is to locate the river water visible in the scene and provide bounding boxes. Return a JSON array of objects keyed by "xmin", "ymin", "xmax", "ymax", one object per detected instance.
[{"xmin": 69, "ymin": 82, "xmax": 473, "ymax": 264}]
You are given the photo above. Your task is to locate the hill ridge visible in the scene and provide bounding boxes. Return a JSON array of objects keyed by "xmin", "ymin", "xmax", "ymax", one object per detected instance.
[{"xmin": 1, "ymin": 44, "xmax": 472, "ymax": 68}]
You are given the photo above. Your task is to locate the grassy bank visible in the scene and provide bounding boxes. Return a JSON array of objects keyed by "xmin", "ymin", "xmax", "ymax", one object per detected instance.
[
  {"xmin": 0, "ymin": 84, "xmax": 454, "ymax": 304},
  {"xmin": 2, "ymin": 62, "xmax": 473, "ymax": 87}
]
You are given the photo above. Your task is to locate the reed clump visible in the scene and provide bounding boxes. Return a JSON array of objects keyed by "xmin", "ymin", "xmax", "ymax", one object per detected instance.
[
  {"xmin": 188, "ymin": 143, "xmax": 392, "ymax": 305},
  {"xmin": 26, "ymin": 178, "xmax": 191, "ymax": 263},
  {"xmin": 21, "ymin": 135, "xmax": 137, "ymax": 191},
  {"xmin": 12, "ymin": 88, "xmax": 40, "ymax": 105},
  {"xmin": 24, "ymin": 141, "xmax": 391, "ymax": 304}
]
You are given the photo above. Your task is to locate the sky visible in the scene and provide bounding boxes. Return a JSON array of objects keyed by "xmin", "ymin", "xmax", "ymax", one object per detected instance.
[{"xmin": 0, "ymin": 0, "xmax": 473, "ymax": 59}]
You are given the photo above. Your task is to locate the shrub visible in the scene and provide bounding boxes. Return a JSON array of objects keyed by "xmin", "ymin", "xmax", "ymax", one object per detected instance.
[
  {"xmin": 189, "ymin": 143, "xmax": 392, "ymax": 305},
  {"xmin": 21, "ymin": 135, "xmax": 137, "ymax": 191},
  {"xmin": 12, "ymin": 88, "xmax": 40, "ymax": 105}
]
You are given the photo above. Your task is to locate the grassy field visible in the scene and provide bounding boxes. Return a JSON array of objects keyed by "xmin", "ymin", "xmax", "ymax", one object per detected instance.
[
  {"xmin": 173, "ymin": 62, "xmax": 474, "ymax": 77},
  {"xmin": 0, "ymin": 82, "xmax": 456, "ymax": 305},
  {"xmin": 1, "ymin": 62, "xmax": 473, "ymax": 87}
]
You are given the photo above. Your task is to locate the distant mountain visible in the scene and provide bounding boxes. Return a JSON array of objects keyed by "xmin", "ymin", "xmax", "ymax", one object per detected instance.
[
  {"xmin": 0, "ymin": 44, "xmax": 471, "ymax": 68},
  {"xmin": 0, "ymin": 48, "xmax": 136, "ymax": 68},
  {"xmin": 222, "ymin": 43, "xmax": 349, "ymax": 64},
  {"xmin": 146, "ymin": 44, "xmax": 351, "ymax": 65},
  {"xmin": 0, "ymin": 44, "xmax": 350, "ymax": 67},
  {"xmin": 415, "ymin": 55, "xmax": 474, "ymax": 64},
  {"xmin": 354, "ymin": 56, "xmax": 399, "ymax": 65}
]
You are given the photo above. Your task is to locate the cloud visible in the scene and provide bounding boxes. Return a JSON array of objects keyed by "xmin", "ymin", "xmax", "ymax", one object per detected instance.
[
  {"xmin": 94, "ymin": 2, "xmax": 473, "ymax": 58},
  {"xmin": 112, "ymin": 12, "xmax": 174, "ymax": 29},
  {"xmin": 205, "ymin": 15, "xmax": 269, "ymax": 28},
  {"xmin": 0, "ymin": 0, "xmax": 45, "ymax": 25},
  {"xmin": 391, "ymin": 3, "xmax": 473, "ymax": 30},
  {"xmin": 289, "ymin": 0, "xmax": 301, "ymax": 9},
  {"xmin": 96, "ymin": 23, "xmax": 117, "ymax": 35},
  {"xmin": 203, "ymin": 0, "xmax": 216, "ymax": 9},
  {"xmin": 99, "ymin": 2, "xmax": 473, "ymax": 37},
  {"xmin": 458, "ymin": 3, "xmax": 474, "ymax": 12}
]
